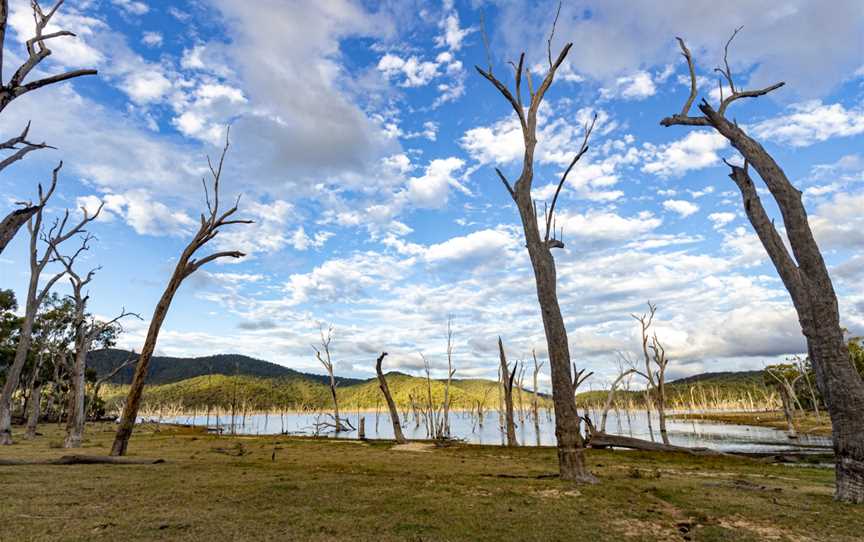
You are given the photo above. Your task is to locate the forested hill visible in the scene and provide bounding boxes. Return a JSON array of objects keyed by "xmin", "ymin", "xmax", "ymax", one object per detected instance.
[
  {"xmin": 667, "ymin": 370, "xmax": 764, "ymax": 388},
  {"xmin": 86, "ymin": 349, "xmax": 364, "ymax": 386}
]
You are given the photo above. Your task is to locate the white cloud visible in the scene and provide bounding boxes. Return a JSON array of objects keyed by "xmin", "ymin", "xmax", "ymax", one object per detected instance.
[
  {"xmin": 642, "ymin": 132, "xmax": 727, "ymax": 178},
  {"xmin": 111, "ymin": 0, "xmax": 149, "ymax": 16},
  {"xmin": 749, "ymin": 100, "xmax": 864, "ymax": 147},
  {"xmin": 141, "ymin": 31, "xmax": 163, "ymax": 48},
  {"xmin": 406, "ymin": 157, "xmax": 464, "ymax": 209},
  {"xmin": 599, "ymin": 70, "xmax": 656, "ymax": 101},
  {"xmin": 708, "ymin": 212, "xmax": 736, "ymax": 229},
  {"xmin": 662, "ymin": 199, "xmax": 700, "ymax": 218},
  {"xmin": 496, "ymin": 0, "xmax": 864, "ymax": 98},
  {"xmin": 378, "ymin": 54, "xmax": 439, "ymax": 87}
]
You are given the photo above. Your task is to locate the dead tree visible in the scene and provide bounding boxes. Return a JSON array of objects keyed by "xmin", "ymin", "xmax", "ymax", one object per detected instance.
[
  {"xmin": 441, "ymin": 316, "xmax": 456, "ymax": 437},
  {"xmin": 661, "ymin": 30, "xmax": 864, "ymax": 502},
  {"xmin": 632, "ymin": 302, "xmax": 671, "ymax": 445},
  {"xmin": 313, "ymin": 324, "xmax": 346, "ymax": 432},
  {"xmin": 765, "ymin": 365, "xmax": 804, "ymax": 438},
  {"xmin": 498, "ymin": 337, "xmax": 518, "ymax": 447},
  {"xmin": 531, "ymin": 350, "xmax": 544, "ymax": 445},
  {"xmin": 110, "ymin": 132, "xmax": 251, "ymax": 456},
  {"xmin": 0, "ymin": 165, "xmax": 99, "ymax": 445},
  {"xmin": 0, "ymin": 0, "xmax": 98, "ymax": 253},
  {"xmin": 55, "ymin": 243, "xmax": 139, "ymax": 447},
  {"xmin": 600, "ymin": 355, "xmax": 636, "ymax": 434},
  {"xmin": 375, "ymin": 352, "xmax": 406, "ymax": 444},
  {"xmin": 476, "ymin": 6, "xmax": 596, "ymax": 482}
]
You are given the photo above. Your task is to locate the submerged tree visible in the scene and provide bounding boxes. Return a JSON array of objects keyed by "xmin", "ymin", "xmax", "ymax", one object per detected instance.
[
  {"xmin": 475, "ymin": 5, "xmax": 596, "ymax": 483},
  {"xmin": 313, "ymin": 324, "xmax": 347, "ymax": 432},
  {"xmin": 497, "ymin": 337, "xmax": 518, "ymax": 447},
  {"xmin": 661, "ymin": 30, "xmax": 864, "ymax": 502},
  {"xmin": 632, "ymin": 302, "xmax": 671, "ymax": 445},
  {"xmin": 110, "ymin": 132, "xmax": 251, "ymax": 456},
  {"xmin": 0, "ymin": 0, "xmax": 98, "ymax": 253}
]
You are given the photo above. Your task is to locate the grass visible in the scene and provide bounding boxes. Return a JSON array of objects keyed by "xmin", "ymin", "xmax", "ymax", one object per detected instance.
[
  {"xmin": 0, "ymin": 423, "xmax": 858, "ymax": 541},
  {"xmin": 670, "ymin": 410, "xmax": 833, "ymax": 437}
]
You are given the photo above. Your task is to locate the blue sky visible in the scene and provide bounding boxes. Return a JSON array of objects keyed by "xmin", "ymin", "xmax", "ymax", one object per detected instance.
[{"xmin": 1, "ymin": 0, "xmax": 863, "ymax": 390}]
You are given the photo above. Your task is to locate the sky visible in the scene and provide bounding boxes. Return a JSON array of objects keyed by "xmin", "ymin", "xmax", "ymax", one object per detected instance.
[{"xmin": 1, "ymin": 0, "xmax": 863, "ymax": 391}]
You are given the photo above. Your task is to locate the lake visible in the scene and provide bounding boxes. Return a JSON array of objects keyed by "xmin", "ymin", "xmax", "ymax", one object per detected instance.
[{"xmin": 158, "ymin": 408, "xmax": 832, "ymax": 454}]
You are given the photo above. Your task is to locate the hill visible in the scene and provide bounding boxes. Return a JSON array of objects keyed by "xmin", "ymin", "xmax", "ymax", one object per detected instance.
[{"xmin": 87, "ymin": 348, "xmax": 363, "ymax": 386}]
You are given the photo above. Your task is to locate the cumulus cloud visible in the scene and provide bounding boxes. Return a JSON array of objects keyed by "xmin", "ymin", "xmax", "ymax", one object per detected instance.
[
  {"xmin": 749, "ymin": 100, "xmax": 864, "ymax": 147},
  {"xmin": 642, "ymin": 132, "xmax": 727, "ymax": 178},
  {"xmin": 406, "ymin": 157, "xmax": 465, "ymax": 209},
  {"xmin": 662, "ymin": 199, "xmax": 700, "ymax": 218},
  {"xmin": 495, "ymin": 0, "xmax": 864, "ymax": 97}
]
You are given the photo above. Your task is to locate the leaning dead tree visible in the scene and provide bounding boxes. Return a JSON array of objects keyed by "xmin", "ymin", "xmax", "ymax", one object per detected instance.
[
  {"xmin": 0, "ymin": 165, "xmax": 99, "ymax": 445},
  {"xmin": 0, "ymin": 0, "xmax": 98, "ymax": 253},
  {"xmin": 599, "ymin": 354, "xmax": 636, "ymax": 434},
  {"xmin": 375, "ymin": 352, "xmax": 406, "ymax": 444},
  {"xmin": 498, "ymin": 337, "xmax": 518, "ymax": 447},
  {"xmin": 110, "ymin": 132, "xmax": 251, "ymax": 456},
  {"xmin": 54, "ymin": 241, "xmax": 139, "ymax": 448},
  {"xmin": 476, "ymin": 4, "xmax": 596, "ymax": 483},
  {"xmin": 661, "ymin": 30, "xmax": 864, "ymax": 503}
]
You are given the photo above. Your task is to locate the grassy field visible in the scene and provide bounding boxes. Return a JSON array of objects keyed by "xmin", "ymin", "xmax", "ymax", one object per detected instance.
[
  {"xmin": 671, "ymin": 411, "xmax": 833, "ymax": 437},
  {"xmin": 0, "ymin": 423, "xmax": 858, "ymax": 541}
]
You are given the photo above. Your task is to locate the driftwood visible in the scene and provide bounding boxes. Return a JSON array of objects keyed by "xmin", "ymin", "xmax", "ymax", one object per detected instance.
[
  {"xmin": 0, "ymin": 455, "xmax": 164, "ymax": 466},
  {"xmin": 588, "ymin": 432, "xmax": 723, "ymax": 456}
]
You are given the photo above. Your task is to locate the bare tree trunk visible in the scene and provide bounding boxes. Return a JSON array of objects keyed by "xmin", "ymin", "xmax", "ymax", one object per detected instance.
[
  {"xmin": 375, "ymin": 353, "xmax": 406, "ymax": 444},
  {"xmin": 0, "ymin": 169, "xmax": 96, "ymax": 445},
  {"xmin": 498, "ymin": 338, "xmax": 518, "ymax": 447},
  {"xmin": 663, "ymin": 34, "xmax": 864, "ymax": 502},
  {"xmin": 111, "ymin": 134, "xmax": 249, "ymax": 456},
  {"xmin": 64, "ymin": 347, "xmax": 86, "ymax": 447},
  {"xmin": 475, "ymin": 12, "xmax": 595, "ymax": 480},
  {"xmin": 25, "ymin": 384, "xmax": 42, "ymax": 438}
]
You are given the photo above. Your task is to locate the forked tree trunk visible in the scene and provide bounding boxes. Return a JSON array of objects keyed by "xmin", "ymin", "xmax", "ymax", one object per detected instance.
[
  {"xmin": 498, "ymin": 338, "xmax": 518, "ymax": 447},
  {"xmin": 661, "ymin": 35, "xmax": 864, "ymax": 501},
  {"xmin": 714, "ymin": 114, "xmax": 864, "ymax": 503},
  {"xmin": 375, "ymin": 353, "xmax": 406, "ymax": 444},
  {"xmin": 475, "ymin": 27, "xmax": 595, "ymax": 481}
]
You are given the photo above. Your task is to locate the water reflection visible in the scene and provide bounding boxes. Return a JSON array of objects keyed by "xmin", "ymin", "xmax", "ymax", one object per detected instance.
[{"xmin": 159, "ymin": 409, "xmax": 831, "ymax": 454}]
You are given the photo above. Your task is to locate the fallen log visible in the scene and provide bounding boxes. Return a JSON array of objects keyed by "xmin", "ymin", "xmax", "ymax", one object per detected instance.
[
  {"xmin": 587, "ymin": 432, "xmax": 723, "ymax": 455},
  {"xmin": 0, "ymin": 455, "xmax": 164, "ymax": 466}
]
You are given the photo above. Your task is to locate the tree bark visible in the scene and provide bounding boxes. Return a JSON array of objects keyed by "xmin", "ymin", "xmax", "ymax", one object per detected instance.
[
  {"xmin": 0, "ymin": 205, "xmax": 38, "ymax": 255},
  {"xmin": 24, "ymin": 383, "xmax": 41, "ymax": 439},
  {"xmin": 375, "ymin": 353, "xmax": 406, "ymax": 444},
  {"xmin": 64, "ymin": 346, "xmax": 87, "ymax": 448}
]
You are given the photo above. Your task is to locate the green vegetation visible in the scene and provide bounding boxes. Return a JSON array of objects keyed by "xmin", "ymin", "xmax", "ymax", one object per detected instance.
[
  {"xmin": 0, "ymin": 423, "xmax": 858, "ymax": 541},
  {"xmin": 100, "ymin": 371, "xmax": 543, "ymax": 413}
]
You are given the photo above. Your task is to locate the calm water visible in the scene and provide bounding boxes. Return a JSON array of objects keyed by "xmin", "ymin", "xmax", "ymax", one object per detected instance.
[{"xmin": 158, "ymin": 408, "xmax": 832, "ymax": 454}]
